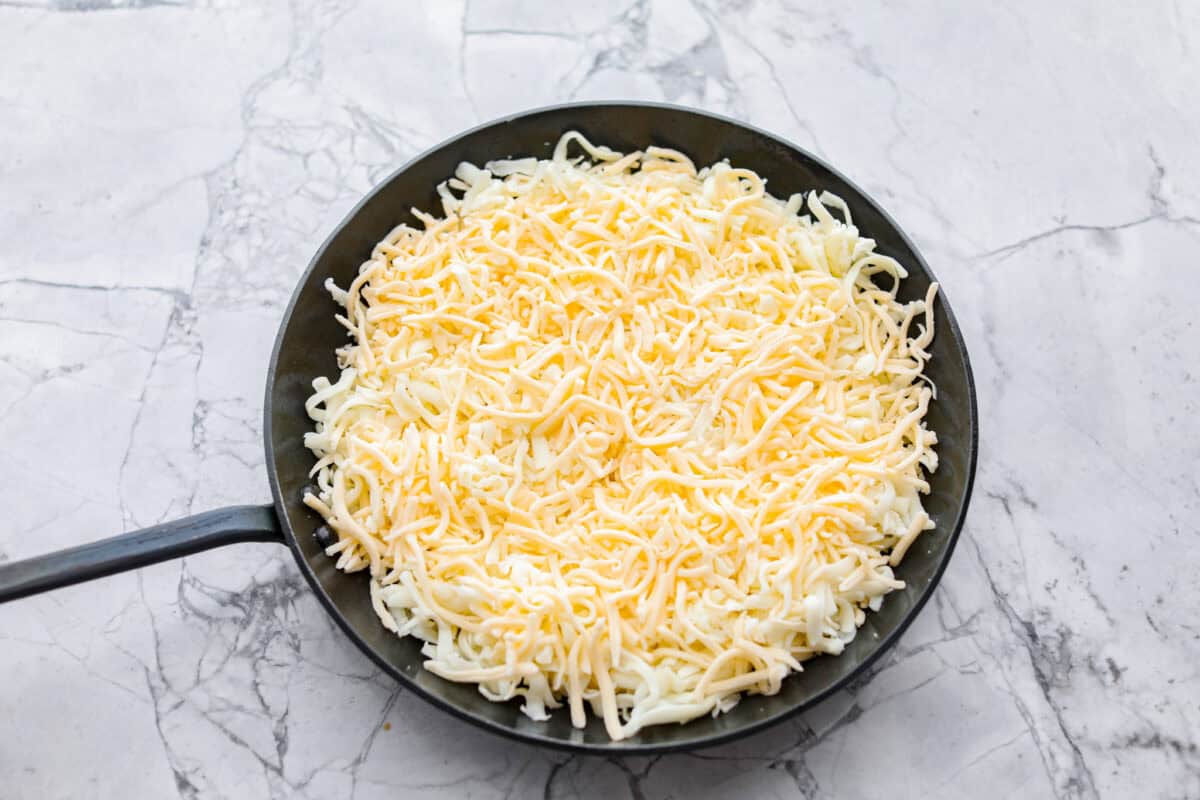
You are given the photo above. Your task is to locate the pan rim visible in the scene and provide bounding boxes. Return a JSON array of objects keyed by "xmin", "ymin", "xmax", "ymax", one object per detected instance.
[{"xmin": 263, "ymin": 100, "xmax": 979, "ymax": 755}]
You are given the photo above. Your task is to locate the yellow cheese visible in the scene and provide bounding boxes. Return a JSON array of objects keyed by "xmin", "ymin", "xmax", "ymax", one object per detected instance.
[{"xmin": 303, "ymin": 132, "xmax": 938, "ymax": 740}]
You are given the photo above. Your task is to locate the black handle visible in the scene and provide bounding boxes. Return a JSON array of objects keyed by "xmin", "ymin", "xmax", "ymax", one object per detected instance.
[{"xmin": 0, "ymin": 504, "xmax": 284, "ymax": 603}]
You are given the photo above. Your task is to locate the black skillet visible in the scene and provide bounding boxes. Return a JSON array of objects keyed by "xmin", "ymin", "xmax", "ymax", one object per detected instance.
[{"xmin": 0, "ymin": 102, "xmax": 978, "ymax": 753}]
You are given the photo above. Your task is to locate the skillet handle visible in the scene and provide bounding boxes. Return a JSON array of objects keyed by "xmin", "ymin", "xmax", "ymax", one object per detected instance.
[{"xmin": 0, "ymin": 504, "xmax": 284, "ymax": 603}]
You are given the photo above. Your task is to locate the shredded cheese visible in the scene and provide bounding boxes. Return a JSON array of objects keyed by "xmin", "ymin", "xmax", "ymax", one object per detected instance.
[{"xmin": 303, "ymin": 132, "xmax": 939, "ymax": 740}]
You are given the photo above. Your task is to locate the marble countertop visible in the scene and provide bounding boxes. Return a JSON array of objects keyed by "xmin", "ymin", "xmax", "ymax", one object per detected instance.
[{"xmin": 1, "ymin": 1, "xmax": 1196, "ymax": 798}]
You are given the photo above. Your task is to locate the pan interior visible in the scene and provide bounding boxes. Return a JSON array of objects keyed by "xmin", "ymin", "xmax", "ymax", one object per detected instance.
[{"xmin": 265, "ymin": 103, "xmax": 977, "ymax": 752}]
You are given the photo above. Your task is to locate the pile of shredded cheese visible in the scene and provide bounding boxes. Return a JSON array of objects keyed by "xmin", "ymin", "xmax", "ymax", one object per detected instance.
[{"xmin": 303, "ymin": 132, "xmax": 938, "ymax": 740}]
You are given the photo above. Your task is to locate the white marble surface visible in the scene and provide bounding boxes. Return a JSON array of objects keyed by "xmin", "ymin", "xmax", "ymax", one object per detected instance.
[{"xmin": 0, "ymin": 1, "xmax": 1197, "ymax": 797}]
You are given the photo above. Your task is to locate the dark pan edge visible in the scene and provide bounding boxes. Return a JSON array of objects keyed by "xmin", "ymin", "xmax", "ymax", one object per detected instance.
[{"xmin": 263, "ymin": 100, "xmax": 980, "ymax": 755}]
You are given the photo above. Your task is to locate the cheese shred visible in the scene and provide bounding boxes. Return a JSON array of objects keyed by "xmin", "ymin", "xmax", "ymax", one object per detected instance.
[{"xmin": 303, "ymin": 132, "xmax": 938, "ymax": 740}]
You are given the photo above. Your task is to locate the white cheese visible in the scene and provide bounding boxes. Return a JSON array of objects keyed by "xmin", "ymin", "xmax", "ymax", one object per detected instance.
[{"xmin": 304, "ymin": 132, "xmax": 939, "ymax": 740}]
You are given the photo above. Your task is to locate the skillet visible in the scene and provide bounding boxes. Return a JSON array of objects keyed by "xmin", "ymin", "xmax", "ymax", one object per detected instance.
[{"xmin": 0, "ymin": 101, "xmax": 978, "ymax": 753}]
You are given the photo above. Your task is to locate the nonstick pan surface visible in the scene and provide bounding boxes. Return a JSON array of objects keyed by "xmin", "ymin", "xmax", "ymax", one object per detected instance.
[{"xmin": 1, "ymin": 102, "xmax": 978, "ymax": 754}]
